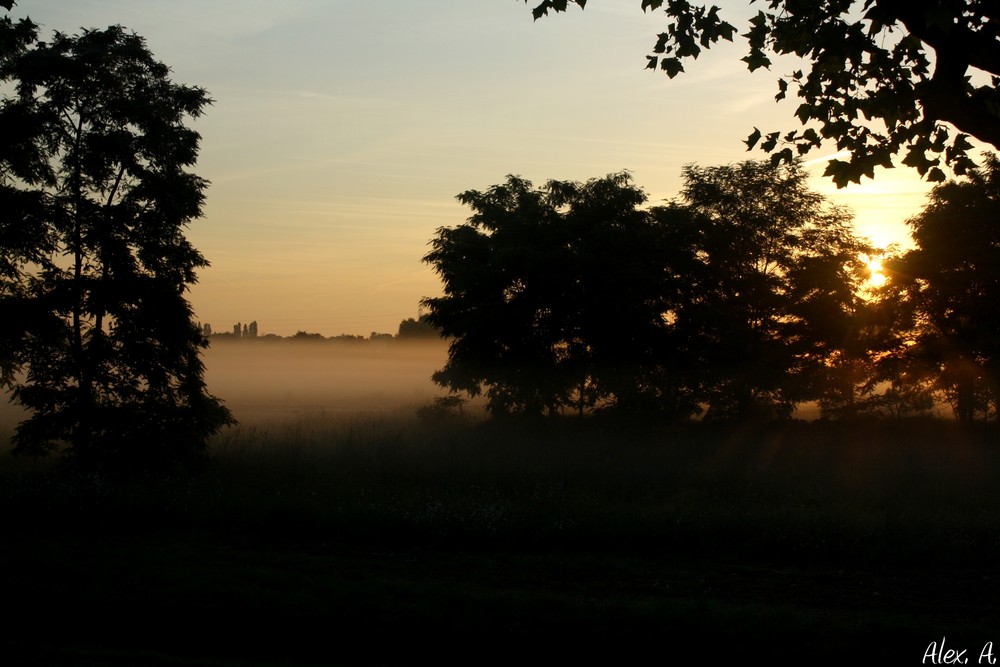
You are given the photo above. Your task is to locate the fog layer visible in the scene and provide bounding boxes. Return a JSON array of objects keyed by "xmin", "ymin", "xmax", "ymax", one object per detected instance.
[{"xmin": 201, "ymin": 340, "xmax": 450, "ymax": 423}]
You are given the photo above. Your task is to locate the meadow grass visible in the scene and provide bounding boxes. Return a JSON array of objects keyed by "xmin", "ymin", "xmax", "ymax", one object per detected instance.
[
  {"xmin": 2, "ymin": 413, "xmax": 999, "ymax": 664},
  {"xmin": 189, "ymin": 413, "xmax": 1000, "ymax": 561}
]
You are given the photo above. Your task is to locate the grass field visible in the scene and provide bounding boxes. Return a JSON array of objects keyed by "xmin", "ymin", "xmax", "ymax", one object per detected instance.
[{"xmin": 2, "ymin": 412, "xmax": 999, "ymax": 665}]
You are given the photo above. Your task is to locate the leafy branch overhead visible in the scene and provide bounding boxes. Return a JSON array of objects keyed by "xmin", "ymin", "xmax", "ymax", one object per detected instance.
[{"xmin": 526, "ymin": 0, "xmax": 1000, "ymax": 187}]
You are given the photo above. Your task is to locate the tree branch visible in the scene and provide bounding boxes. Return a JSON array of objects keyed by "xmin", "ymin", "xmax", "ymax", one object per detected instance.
[
  {"xmin": 876, "ymin": 0, "xmax": 1000, "ymax": 76},
  {"xmin": 873, "ymin": 0, "xmax": 1000, "ymax": 150}
]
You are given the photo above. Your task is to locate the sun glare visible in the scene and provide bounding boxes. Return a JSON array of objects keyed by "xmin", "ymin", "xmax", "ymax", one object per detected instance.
[
  {"xmin": 805, "ymin": 159, "xmax": 930, "ymax": 252},
  {"xmin": 866, "ymin": 256, "xmax": 887, "ymax": 288}
]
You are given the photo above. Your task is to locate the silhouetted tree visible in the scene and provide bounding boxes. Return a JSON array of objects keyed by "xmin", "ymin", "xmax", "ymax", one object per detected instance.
[
  {"xmin": 0, "ymin": 22, "xmax": 233, "ymax": 467},
  {"xmin": 551, "ymin": 174, "xmax": 700, "ymax": 417},
  {"xmin": 423, "ymin": 175, "xmax": 579, "ymax": 416},
  {"xmin": 880, "ymin": 154, "xmax": 1000, "ymax": 422},
  {"xmin": 0, "ymin": 2, "xmax": 44, "ymax": 389},
  {"xmin": 525, "ymin": 1, "xmax": 1000, "ymax": 186},
  {"xmin": 857, "ymin": 305, "xmax": 939, "ymax": 419},
  {"xmin": 812, "ymin": 297, "xmax": 886, "ymax": 419},
  {"xmin": 422, "ymin": 173, "xmax": 697, "ymax": 417},
  {"xmin": 668, "ymin": 160, "xmax": 872, "ymax": 419},
  {"xmin": 0, "ymin": 1, "xmax": 29, "ymax": 62},
  {"xmin": 396, "ymin": 315, "xmax": 441, "ymax": 340},
  {"xmin": 291, "ymin": 331, "xmax": 325, "ymax": 341},
  {"xmin": 425, "ymin": 165, "xmax": 874, "ymax": 420}
]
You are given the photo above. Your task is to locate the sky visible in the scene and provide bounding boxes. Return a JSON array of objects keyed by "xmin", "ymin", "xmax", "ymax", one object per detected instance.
[{"xmin": 11, "ymin": 0, "xmax": 941, "ymax": 337}]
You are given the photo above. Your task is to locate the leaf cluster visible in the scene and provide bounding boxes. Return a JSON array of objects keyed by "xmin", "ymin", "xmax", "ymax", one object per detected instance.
[{"xmin": 526, "ymin": 1, "xmax": 1000, "ymax": 187}]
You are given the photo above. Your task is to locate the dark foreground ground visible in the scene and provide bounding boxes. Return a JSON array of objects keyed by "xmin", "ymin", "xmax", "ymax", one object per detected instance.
[{"xmin": 2, "ymin": 416, "xmax": 998, "ymax": 665}]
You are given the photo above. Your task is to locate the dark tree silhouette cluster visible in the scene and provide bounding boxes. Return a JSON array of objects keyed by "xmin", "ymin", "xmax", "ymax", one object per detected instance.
[
  {"xmin": 231, "ymin": 321, "xmax": 259, "ymax": 339},
  {"xmin": 423, "ymin": 162, "xmax": 880, "ymax": 420},
  {"xmin": 671, "ymin": 162, "xmax": 873, "ymax": 419},
  {"xmin": 426, "ymin": 157, "xmax": 1000, "ymax": 422},
  {"xmin": 397, "ymin": 314, "xmax": 442, "ymax": 340},
  {"xmin": 423, "ymin": 173, "xmax": 693, "ymax": 417},
  {"xmin": 877, "ymin": 154, "xmax": 1000, "ymax": 423},
  {"xmin": 0, "ymin": 13, "xmax": 233, "ymax": 467}
]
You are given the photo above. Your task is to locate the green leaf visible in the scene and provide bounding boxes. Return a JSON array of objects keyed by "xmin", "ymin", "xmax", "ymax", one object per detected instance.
[
  {"xmin": 761, "ymin": 131, "xmax": 780, "ymax": 152},
  {"xmin": 741, "ymin": 51, "xmax": 771, "ymax": 72},
  {"xmin": 901, "ymin": 146, "xmax": 937, "ymax": 175},
  {"xmin": 775, "ymin": 78, "xmax": 788, "ymax": 101},
  {"xmin": 771, "ymin": 147, "xmax": 795, "ymax": 165},
  {"xmin": 660, "ymin": 57, "xmax": 684, "ymax": 78},
  {"xmin": 745, "ymin": 127, "xmax": 762, "ymax": 151},
  {"xmin": 653, "ymin": 32, "xmax": 670, "ymax": 54},
  {"xmin": 951, "ymin": 133, "xmax": 973, "ymax": 153},
  {"xmin": 823, "ymin": 160, "xmax": 856, "ymax": 189}
]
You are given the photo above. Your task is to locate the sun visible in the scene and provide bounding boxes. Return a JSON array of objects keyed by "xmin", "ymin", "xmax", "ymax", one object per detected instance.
[{"xmin": 866, "ymin": 256, "xmax": 887, "ymax": 288}]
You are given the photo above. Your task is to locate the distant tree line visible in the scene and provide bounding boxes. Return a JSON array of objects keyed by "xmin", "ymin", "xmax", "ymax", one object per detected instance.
[
  {"xmin": 422, "ymin": 158, "xmax": 1000, "ymax": 424},
  {"xmin": 203, "ymin": 315, "xmax": 442, "ymax": 344}
]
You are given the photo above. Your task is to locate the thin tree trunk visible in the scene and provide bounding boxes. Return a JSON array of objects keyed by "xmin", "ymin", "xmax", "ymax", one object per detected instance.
[{"xmin": 69, "ymin": 113, "xmax": 93, "ymax": 451}]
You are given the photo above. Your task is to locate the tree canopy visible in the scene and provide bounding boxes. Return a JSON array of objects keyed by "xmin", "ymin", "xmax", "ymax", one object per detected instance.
[
  {"xmin": 525, "ymin": 1, "xmax": 1000, "ymax": 187},
  {"xmin": 880, "ymin": 154, "xmax": 1000, "ymax": 422},
  {"xmin": 422, "ymin": 173, "xmax": 698, "ymax": 417},
  {"xmin": 660, "ymin": 161, "xmax": 872, "ymax": 419},
  {"xmin": 423, "ymin": 162, "xmax": 873, "ymax": 420},
  {"xmin": 0, "ymin": 20, "xmax": 234, "ymax": 468}
]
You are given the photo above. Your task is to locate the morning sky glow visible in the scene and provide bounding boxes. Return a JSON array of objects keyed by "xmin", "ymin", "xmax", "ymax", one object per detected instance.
[{"xmin": 11, "ymin": 1, "xmax": 941, "ymax": 336}]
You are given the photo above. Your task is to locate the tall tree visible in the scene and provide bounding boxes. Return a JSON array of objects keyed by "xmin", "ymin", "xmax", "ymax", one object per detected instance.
[
  {"xmin": 422, "ymin": 175, "xmax": 568, "ymax": 415},
  {"xmin": 525, "ymin": 1, "xmax": 1000, "ymax": 187},
  {"xmin": 0, "ymin": 23, "xmax": 234, "ymax": 467},
  {"xmin": 669, "ymin": 160, "xmax": 872, "ymax": 419},
  {"xmin": 547, "ymin": 173, "xmax": 700, "ymax": 417},
  {"xmin": 881, "ymin": 153, "xmax": 1000, "ymax": 422},
  {"xmin": 422, "ymin": 173, "xmax": 697, "ymax": 418}
]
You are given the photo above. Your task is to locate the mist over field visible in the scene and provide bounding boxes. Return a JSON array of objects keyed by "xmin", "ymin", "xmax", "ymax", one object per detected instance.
[
  {"xmin": 202, "ymin": 340, "xmax": 451, "ymax": 424},
  {"xmin": 0, "ymin": 340, "xmax": 450, "ymax": 443}
]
